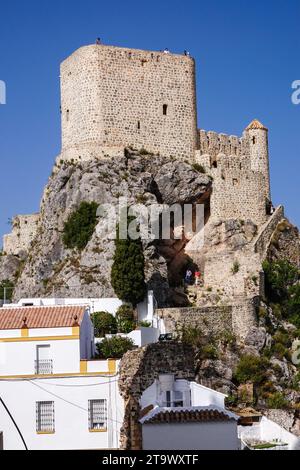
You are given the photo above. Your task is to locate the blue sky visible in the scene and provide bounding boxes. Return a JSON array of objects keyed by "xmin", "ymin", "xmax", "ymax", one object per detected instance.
[{"xmin": 0, "ymin": 0, "xmax": 299, "ymax": 243}]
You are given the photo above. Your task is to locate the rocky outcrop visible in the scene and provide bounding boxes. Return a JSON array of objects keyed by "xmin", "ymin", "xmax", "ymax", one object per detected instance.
[
  {"xmin": 267, "ymin": 218, "xmax": 300, "ymax": 267},
  {"xmin": 8, "ymin": 150, "xmax": 211, "ymax": 305},
  {"xmin": 0, "ymin": 254, "xmax": 21, "ymax": 283}
]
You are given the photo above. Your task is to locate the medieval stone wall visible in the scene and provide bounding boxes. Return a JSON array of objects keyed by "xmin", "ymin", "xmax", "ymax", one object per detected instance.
[
  {"xmin": 196, "ymin": 126, "xmax": 270, "ymax": 226},
  {"xmin": 157, "ymin": 300, "xmax": 257, "ymax": 340},
  {"xmin": 59, "ymin": 44, "xmax": 198, "ymax": 162},
  {"xmin": 3, "ymin": 214, "xmax": 39, "ymax": 256}
]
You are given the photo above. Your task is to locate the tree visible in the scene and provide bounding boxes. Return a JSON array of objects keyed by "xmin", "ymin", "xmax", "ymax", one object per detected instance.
[
  {"xmin": 116, "ymin": 305, "xmax": 136, "ymax": 333},
  {"xmin": 97, "ymin": 336, "xmax": 135, "ymax": 359},
  {"xmin": 111, "ymin": 215, "xmax": 146, "ymax": 307},
  {"xmin": 91, "ymin": 311, "xmax": 117, "ymax": 338},
  {"xmin": 63, "ymin": 201, "xmax": 99, "ymax": 250}
]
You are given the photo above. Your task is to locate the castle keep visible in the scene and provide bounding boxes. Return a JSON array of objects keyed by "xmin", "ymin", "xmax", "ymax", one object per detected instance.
[{"xmin": 60, "ymin": 45, "xmax": 198, "ymax": 162}]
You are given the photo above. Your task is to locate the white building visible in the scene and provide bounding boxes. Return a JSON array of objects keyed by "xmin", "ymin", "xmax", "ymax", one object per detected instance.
[
  {"xmin": 0, "ymin": 305, "xmax": 123, "ymax": 450},
  {"xmin": 140, "ymin": 374, "xmax": 240, "ymax": 450},
  {"xmin": 237, "ymin": 409, "xmax": 300, "ymax": 451}
]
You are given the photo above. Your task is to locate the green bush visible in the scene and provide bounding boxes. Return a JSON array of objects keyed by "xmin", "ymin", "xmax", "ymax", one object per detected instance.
[
  {"xmin": 63, "ymin": 201, "xmax": 99, "ymax": 250},
  {"xmin": 0, "ymin": 280, "xmax": 14, "ymax": 302},
  {"xmin": 111, "ymin": 215, "xmax": 146, "ymax": 307},
  {"xmin": 267, "ymin": 392, "xmax": 289, "ymax": 409},
  {"xmin": 263, "ymin": 259, "xmax": 299, "ymax": 304},
  {"xmin": 231, "ymin": 261, "xmax": 240, "ymax": 275},
  {"xmin": 178, "ymin": 325, "xmax": 204, "ymax": 349},
  {"xmin": 116, "ymin": 305, "xmax": 136, "ymax": 333},
  {"xmin": 234, "ymin": 355, "xmax": 270, "ymax": 385},
  {"xmin": 263, "ymin": 260, "xmax": 300, "ymax": 327},
  {"xmin": 97, "ymin": 336, "xmax": 135, "ymax": 359},
  {"xmin": 200, "ymin": 344, "xmax": 219, "ymax": 360},
  {"xmin": 91, "ymin": 311, "xmax": 117, "ymax": 338},
  {"xmin": 192, "ymin": 163, "xmax": 206, "ymax": 174},
  {"xmin": 139, "ymin": 321, "xmax": 152, "ymax": 328}
]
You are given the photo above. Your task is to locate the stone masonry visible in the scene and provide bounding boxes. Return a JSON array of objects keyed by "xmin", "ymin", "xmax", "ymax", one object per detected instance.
[
  {"xmin": 3, "ymin": 214, "xmax": 39, "ymax": 256},
  {"xmin": 59, "ymin": 44, "xmax": 198, "ymax": 163}
]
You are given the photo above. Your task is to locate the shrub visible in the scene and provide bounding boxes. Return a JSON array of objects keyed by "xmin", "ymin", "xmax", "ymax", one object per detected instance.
[
  {"xmin": 267, "ymin": 392, "xmax": 289, "ymax": 409},
  {"xmin": 178, "ymin": 325, "xmax": 204, "ymax": 349},
  {"xmin": 97, "ymin": 336, "xmax": 135, "ymax": 359},
  {"xmin": 139, "ymin": 321, "xmax": 152, "ymax": 328},
  {"xmin": 263, "ymin": 259, "xmax": 299, "ymax": 304},
  {"xmin": 116, "ymin": 305, "xmax": 136, "ymax": 333},
  {"xmin": 63, "ymin": 201, "xmax": 99, "ymax": 250},
  {"xmin": 111, "ymin": 215, "xmax": 146, "ymax": 307},
  {"xmin": 234, "ymin": 355, "xmax": 270, "ymax": 385},
  {"xmin": 0, "ymin": 280, "xmax": 14, "ymax": 302},
  {"xmin": 231, "ymin": 261, "xmax": 240, "ymax": 275},
  {"xmin": 200, "ymin": 344, "xmax": 219, "ymax": 360},
  {"xmin": 91, "ymin": 311, "xmax": 117, "ymax": 338},
  {"xmin": 192, "ymin": 163, "xmax": 206, "ymax": 174}
]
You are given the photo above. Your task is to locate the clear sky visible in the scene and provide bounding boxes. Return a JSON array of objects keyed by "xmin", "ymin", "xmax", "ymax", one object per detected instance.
[{"xmin": 0, "ymin": 0, "xmax": 299, "ymax": 243}]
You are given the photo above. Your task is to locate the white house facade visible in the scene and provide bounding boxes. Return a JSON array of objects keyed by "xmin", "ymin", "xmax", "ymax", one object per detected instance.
[{"xmin": 0, "ymin": 305, "xmax": 123, "ymax": 450}]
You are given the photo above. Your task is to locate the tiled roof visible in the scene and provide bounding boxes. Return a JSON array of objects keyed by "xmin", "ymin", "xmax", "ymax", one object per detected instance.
[
  {"xmin": 141, "ymin": 406, "xmax": 238, "ymax": 424},
  {"xmin": 246, "ymin": 119, "xmax": 268, "ymax": 131},
  {"xmin": 0, "ymin": 305, "xmax": 87, "ymax": 330}
]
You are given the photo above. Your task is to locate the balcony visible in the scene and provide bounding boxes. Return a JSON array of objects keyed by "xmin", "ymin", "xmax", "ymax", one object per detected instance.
[{"xmin": 35, "ymin": 359, "xmax": 53, "ymax": 375}]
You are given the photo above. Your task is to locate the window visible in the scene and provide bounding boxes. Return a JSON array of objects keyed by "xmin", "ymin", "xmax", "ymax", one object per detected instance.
[
  {"xmin": 173, "ymin": 391, "xmax": 184, "ymax": 407},
  {"xmin": 66, "ymin": 109, "xmax": 70, "ymax": 122},
  {"xmin": 36, "ymin": 401, "xmax": 55, "ymax": 433},
  {"xmin": 88, "ymin": 399, "xmax": 107, "ymax": 431},
  {"xmin": 163, "ymin": 104, "xmax": 168, "ymax": 116},
  {"xmin": 35, "ymin": 345, "xmax": 52, "ymax": 375},
  {"xmin": 137, "ymin": 121, "xmax": 141, "ymax": 130},
  {"xmin": 252, "ymin": 136, "xmax": 256, "ymax": 145}
]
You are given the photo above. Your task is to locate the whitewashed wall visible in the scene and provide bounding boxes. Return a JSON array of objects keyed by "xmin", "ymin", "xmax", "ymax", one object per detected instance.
[
  {"xmin": 0, "ymin": 374, "xmax": 123, "ymax": 450},
  {"xmin": 142, "ymin": 421, "xmax": 239, "ymax": 450}
]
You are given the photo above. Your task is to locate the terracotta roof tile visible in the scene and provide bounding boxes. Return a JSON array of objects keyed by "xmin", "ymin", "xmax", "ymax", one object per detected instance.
[
  {"xmin": 246, "ymin": 119, "xmax": 268, "ymax": 131},
  {"xmin": 0, "ymin": 306, "xmax": 87, "ymax": 330},
  {"xmin": 142, "ymin": 407, "xmax": 236, "ymax": 424}
]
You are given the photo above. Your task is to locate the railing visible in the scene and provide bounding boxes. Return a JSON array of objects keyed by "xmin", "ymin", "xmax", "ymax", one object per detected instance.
[{"xmin": 35, "ymin": 359, "xmax": 53, "ymax": 375}]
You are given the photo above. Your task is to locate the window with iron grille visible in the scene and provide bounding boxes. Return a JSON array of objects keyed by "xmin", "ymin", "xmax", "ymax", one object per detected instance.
[
  {"xmin": 88, "ymin": 399, "xmax": 107, "ymax": 430},
  {"xmin": 36, "ymin": 401, "xmax": 55, "ymax": 433}
]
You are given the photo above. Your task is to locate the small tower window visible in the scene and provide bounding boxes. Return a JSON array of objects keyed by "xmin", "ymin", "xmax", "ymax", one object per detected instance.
[
  {"xmin": 252, "ymin": 136, "xmax": 256, "ymax": 145},
  {"xmin": 66, "ymin": 110, "xmax": 70, "ymax": 122},
  {"xmin": 137, "ymin": 121, "xmax": 141, "ymax": 130},
  {"xmin": 163, "ymin": 104, "xmax": 168, "ymax": 116}
]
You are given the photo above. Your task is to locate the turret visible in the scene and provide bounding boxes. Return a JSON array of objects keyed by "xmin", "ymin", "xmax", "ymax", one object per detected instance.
[{"xmin": 245, "ymin": 119, "xmax": 271, "ymax": 201}]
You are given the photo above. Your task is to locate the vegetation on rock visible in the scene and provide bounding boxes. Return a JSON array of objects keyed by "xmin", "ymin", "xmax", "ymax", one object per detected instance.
[
  {"xmin": 63, "ymin": 201, "xmax": 99, "ymax": 250},
  {"xmin": 234, "ymin": 355, "xmax": 270, "ymax": 385}
]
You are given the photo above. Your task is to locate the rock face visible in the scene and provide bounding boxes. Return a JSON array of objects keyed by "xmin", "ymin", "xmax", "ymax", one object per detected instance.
[
  {"xmin": 10, "ymin": 150, "xmax": 211, "ymax": 305},
  {"xmin": 268, "ymin": 219, "xmax": 300, "ymax": 267},
  {"xmin": 0, "ymin": 255, "xmax": 21, "ymax": 283}
]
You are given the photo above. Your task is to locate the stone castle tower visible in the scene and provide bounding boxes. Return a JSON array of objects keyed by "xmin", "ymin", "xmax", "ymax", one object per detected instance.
[{"xmin": 59, "ymin": 44, "xmax": 198, "ymax": 162}]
